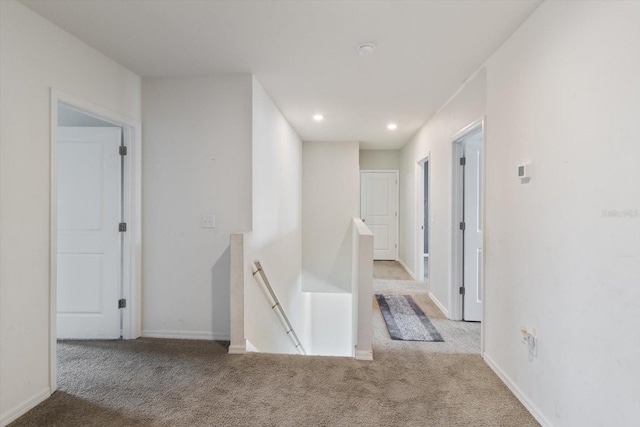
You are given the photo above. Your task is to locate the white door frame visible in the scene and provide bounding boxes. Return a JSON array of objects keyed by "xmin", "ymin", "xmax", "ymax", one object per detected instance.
[
  {"xmin": 49, "ymin": 89, "xmax": 142, "ymax": 391},
  {"xmin": 450, "ymin": 118, "xmax": 485, "ymax": 327},
  {"xmin": 416, "ymin": 154, "xmax": 430, "ymax": 286},
  {"xmin": 360, "ymin": 170, "xmax": 399, "ymax": 261}
]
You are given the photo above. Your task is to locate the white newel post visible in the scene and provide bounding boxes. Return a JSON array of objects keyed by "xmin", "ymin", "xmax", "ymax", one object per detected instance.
[
  {"xmin": 229, "ymin": 233, "xmax": 246, "ymax": 354},
  {"xmin": 352, "ymin": 218, "xmax": 374, "ymax": 361}
]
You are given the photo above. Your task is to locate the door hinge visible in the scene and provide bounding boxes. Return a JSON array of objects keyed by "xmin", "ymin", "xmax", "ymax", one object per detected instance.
[
  {"xmin": 395, "ymin": 244, "xmax": 397, "ymax": 248},
  {"xmin": 459, "ymin": 222, "xmax": 466, "ymax": 230},
  {"xmin": 119, "ymin": 146, "xmax": 127, "ymax": 156},
  {"xmin": 459, "ymin": 287, "xmax": 465, "ymax": 295},
  {"xmin": 118, "ymin": 299, "xmax": 127, "ymax": 309},
  {"xmin": 119, "ymin": 222, "xmax": 127, "ymax": 232},
  {"xmin": 460, "ymin": 157, "xmax": 466, "ymax": 166}
]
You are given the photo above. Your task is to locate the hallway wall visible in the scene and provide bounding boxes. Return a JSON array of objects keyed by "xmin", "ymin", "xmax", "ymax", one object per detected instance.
[
  {"xmin": 141, "ymin": 75, "xmax": 252, "ymax": 340},
  {"xmin": 483, "ymin": 2, "xmax": 640, "ymax": 425},
  {"xmin": 399, "ymin": 70, "xmax": 486, "ymax": 311},
  {"xmin": 302, "ymin": 141, "xmax": 360, "ymax": 293},
  {"xmin": 244, "ymin": 78, "xmax": 310, "ymax": 354},
  {"xmin": 399, "ymin": 1, "xmax": 640, "ymax": 425},
  {"xmin": 0, "ymin": 1, "xmax": 141, "ymax": 423},
  {"xmin": 359, "ymin": 149, "xmax": 400, "ymax": 170}
]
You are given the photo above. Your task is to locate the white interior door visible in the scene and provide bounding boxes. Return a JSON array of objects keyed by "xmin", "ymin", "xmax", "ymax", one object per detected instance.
[
  {"xmin": 360, "ymin": 171, "xmax": 398, "ymax": 260},
  {"xmin": 463, "ymin": 135, "xmax": 483, "ymax": 321},
  {"xmin": 57, "ymin": 127, "xmax": 122, "ymax": 339}
]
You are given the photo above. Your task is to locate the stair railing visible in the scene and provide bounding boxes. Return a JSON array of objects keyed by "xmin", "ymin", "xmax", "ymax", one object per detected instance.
[{"xmin": 251, "ymin": 260, "xmax": 306, "ymax": 355}]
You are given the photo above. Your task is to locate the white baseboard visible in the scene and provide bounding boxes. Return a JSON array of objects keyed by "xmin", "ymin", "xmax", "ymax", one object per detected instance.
[
  {"xmin": 397, "ymin": 258, "xmax": 416, "ymax": 280},
  {"xmin": 141, "ymin": 330, "xmax": 230, "ymax": 341},
  {"xmin": 354, "ymin": 347, "xmax": 373, "ymax": 361},
  {"xmin": 428, "ymin": 291, "xmax": 449, "ymax": 318},
  {"xmin": 483, "ymin": 353, "xmax": 552, "ymax": 427},
  {"xmin": 228, "ymin": 343, "xmax": 247, "ymax": 355},
  {"xmin": 245, "ymin": 340, "xmax": 258, "ymax": 352},
  {"xmin": 0, "ymin": 387, "xmax": 50, "ymax": 427}
]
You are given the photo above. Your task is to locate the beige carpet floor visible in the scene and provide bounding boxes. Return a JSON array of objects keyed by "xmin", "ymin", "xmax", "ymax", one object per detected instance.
[
  {"xmin": 10, "ymin": 339, "xmax": 537, "ymax": 427},
  {"xmin": 373, "ymin": 287, "xmax": 480, "ymax": 354},
  {"xmin": 373, "ymin": 261, "xmax": 480, "ymax": 354},
  {"xmin": 373, "ymin": 260, "xmax": 414, "ymax": 280},
  {"xmin": 11, "ymin": 261, "xmax": 537, "ymax": 426}
]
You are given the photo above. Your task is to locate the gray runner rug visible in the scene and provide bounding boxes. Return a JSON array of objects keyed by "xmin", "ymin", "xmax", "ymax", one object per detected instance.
[{"xmin": 375, "ymin": 294, "xmax": 444, "ymax": 342}]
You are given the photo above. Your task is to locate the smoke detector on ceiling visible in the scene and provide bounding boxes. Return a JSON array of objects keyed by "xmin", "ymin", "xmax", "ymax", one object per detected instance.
[{"xmin": 357, "ymin": 43, "xmax": 376, "ymax": 56}]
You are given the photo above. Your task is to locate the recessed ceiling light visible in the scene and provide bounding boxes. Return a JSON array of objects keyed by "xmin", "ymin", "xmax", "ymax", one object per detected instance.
[
  {"xmin": 387, "ymin": 123, "xmax": 397, "ymax": 130},
  {"xmin": 313, "ymin": 114, "xmax": 324, "ymax": 121},
  {"xmin": 357, "ymin": 43, "xmax": 376, "ymax": 56}
]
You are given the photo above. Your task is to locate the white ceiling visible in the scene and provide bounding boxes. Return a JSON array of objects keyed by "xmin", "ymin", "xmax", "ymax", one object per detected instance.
[{"xmin": 22, "ymin": 0, "xmax": 540, "ymax": 149}]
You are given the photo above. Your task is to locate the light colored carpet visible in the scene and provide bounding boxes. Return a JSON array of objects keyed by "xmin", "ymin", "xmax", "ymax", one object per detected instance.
[
  {"xmin": 374, "ymin": 278, "xmax": 426, "ymax": 294},
  {"xmin": 11, "ymin": 263, "xmax": 536, "ymax": 426},
  {"xmin": 424, "ymin": 256, "xmax": 429, "ymax": 281},
  {"xmin": 373, "ymin": 269, "xmax": 480, "ymax": 354},
  {"xmin": 373, "ymin": 260, "xmax": 414, "ymax": 280},
  {"xmin": 11, "ymin": 339, "xmax": 537, "ymax": 427}
]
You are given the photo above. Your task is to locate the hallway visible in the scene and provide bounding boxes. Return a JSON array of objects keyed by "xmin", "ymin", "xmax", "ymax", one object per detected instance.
[{"xmin": 372, "ymin": 261, "xmax": 480, "ymax": 354}]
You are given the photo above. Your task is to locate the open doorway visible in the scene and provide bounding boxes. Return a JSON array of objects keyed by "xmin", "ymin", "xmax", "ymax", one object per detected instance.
[
  {"xmin": 452, "ymin": 120, "xmax": 484, "ymax": 322},
  {"xmin": 56, "ymin": 104, "xmax": 124, "ymax": 339},
  {"xmin": 416, "ymin": 155, "xmax": 430, "ymax": 284},
  {"xmin": 50, "ymin": 91, "xmax": 142, "ymax": 391}
]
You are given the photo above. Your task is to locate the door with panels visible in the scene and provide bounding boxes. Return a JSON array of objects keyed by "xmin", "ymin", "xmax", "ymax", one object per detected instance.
[
  {"xmin": 57, "ymin": 127, "xmax": 122, "ymax": 339},
  {"xmin": 360, "ymin": 171, "xmax": 398, "ymax": 260},
  {"xmin": 461, "ymin": 133, "xmax": 483, "ymax": 322}
]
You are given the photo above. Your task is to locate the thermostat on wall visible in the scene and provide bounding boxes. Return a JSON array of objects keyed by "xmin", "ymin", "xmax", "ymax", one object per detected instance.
[{"xmin": 518, "ymin": 163, "xmax": 531, "ymax": 180}]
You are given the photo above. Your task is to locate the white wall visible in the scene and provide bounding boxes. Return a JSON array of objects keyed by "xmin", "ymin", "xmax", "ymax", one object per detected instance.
[
  {"xmin": 399, "ymin": 70, "xmax": 486, "ymax": 310},
  {"xmin": 0, "ymin": 0, "xmax": 141, "ymax": 423},
  {"xmin": 482, "ymin": 2, "xmax": 640, "ymax": 425},
  {"xmin": 308, "ymin": 293, "xmax": 352, "ymax": 357},
  {"xmin": 302, "ymin": 141, "xmax": 360, "ymax": 293},
  {"xmin": 243, "ymin": 78, "xmax": 311, "ymax": 354},
  {"xmin": 399, "ymin": 1, "xmax": 640, "ymax": 425},
  {"xmin": 141, "ymin": 76, "xmax": 252, "ymax": 340},
  {"xmin": 359, "ymin": 149, "xmax": 400, "ymax": 170}
]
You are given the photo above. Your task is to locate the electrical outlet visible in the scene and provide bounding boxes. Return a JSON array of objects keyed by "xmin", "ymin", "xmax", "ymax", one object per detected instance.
[{"xmin": 201, "ymin": 214, "xmax": 215, "ymax": 228}]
